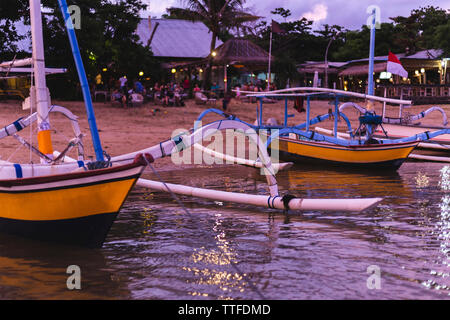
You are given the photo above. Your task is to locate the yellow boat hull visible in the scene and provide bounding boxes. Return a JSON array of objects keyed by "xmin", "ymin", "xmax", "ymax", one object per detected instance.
[
  {"xmin": 0, "ymin": 161, "xmax": 145, "ymax": 247},
  {"xmin": 274, "ymin": 137, "xmax": 418, "ymax": 170}
]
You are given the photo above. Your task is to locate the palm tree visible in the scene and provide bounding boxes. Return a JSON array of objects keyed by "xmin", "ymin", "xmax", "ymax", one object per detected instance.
[{"xmin": 167, "ymin": 0, "xmax": 260, "ymax": 88}]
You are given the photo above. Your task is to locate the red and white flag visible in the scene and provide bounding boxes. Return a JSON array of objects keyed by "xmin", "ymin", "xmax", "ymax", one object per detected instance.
[{"xmin": 387, "ymin": 51, "xmax": 408, "ymax": 78}]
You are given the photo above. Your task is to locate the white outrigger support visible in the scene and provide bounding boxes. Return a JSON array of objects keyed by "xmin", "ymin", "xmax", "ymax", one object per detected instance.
[
  {"xmin": 136, "ymin": 179, "xmax": 382, "ymax": 212},
  {"xmin": 192, "ymin": 143, "xmax": 293, "ymax": 171},
  {"xmin": 49, "ymin": 118, "xmax": 382, "ymax": 212},
  {"xmin": 0, "ymin": 96, "xmax": 383, "ymax": 212},
  {"xmin": 55, "ymin": 151, "xmax": 383, "ymax": 213},
  {"xmin": 240, "ymin": 87, "xmax": 413, "ymax": 105}
]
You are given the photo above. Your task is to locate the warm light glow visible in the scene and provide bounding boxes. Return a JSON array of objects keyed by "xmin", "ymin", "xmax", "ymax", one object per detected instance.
[
  {"xmin": 199, "ymin": 68, "xmax": 203, "ymax": 73},
  {"xmin": 171, "ymin": 68, "xmax": 176, "ymax": 74},
  {"xmin": 139, "ymin": 71, "xmax": 144, "ymax": 76},
  {"xmin": 415, "ymin": 70, "xmax": 419, "ymax": 75},
  {"xmin": 211, "ymin": 51, "xmax": 217, "ymax": 57},
  {"xmin": 421, "ymin": 68, "xmax": 425, "ymax": 73},
  {"xmin": 224, "ymin": 78, "xmax": 227, "ymax": 82},
  {"xmin": 102, "ymin": 68, "xmax": 107, "ymax": 72}
]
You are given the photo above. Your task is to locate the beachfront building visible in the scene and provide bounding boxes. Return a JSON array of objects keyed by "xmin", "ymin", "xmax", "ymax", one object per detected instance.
[
  {"xmin": 136, "ymin": 18, "xmax": 223, "ymax": 85},
  {"xmin": 207, "ymin": 38, "xmax": 274, "ymax": 93},
  {"xmin": 297, "ymin": 61, "xmax": 347, "ymax": 89},
  {"xmin": 297, "ymin": 49, "xmax": 449, "ymax": 104},
  {"xmin": 146, "ymin": 33, "xmax": 274, "ymax": 95}
]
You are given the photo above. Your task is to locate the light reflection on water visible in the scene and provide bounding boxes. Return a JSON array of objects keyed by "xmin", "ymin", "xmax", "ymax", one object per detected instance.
[{"xmin": 0, "ymin": 162, "xmax": 449, "ymax": 299}]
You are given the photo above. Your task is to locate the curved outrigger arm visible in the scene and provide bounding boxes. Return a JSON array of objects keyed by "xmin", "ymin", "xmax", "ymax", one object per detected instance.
[
  {"xmin": 0, "ymin": 105, "xmax": 85, "ymax": 162},
  {"xmin": 339, "ymin": 102, "xmax": 448, "ymax": 127},
  {"xmin": 383, "ymin": 106, "xmax": 448, "ymax": 126},
  {"xmin": 291, "ymin": 112, "xmax": 354, "ymax": 138},
  {"xmin": 111, "ymin": 119, "xmax": 280, "ymax": 197},
  {"xmin": 195, "ymin": 107, "xmax": 354, "ymax": 138}
]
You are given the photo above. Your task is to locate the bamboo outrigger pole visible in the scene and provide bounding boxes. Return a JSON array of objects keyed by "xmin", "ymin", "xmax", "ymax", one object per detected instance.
[{"xmin": 56, "ymin": 0, "xmax": 104, "ymax": 161}]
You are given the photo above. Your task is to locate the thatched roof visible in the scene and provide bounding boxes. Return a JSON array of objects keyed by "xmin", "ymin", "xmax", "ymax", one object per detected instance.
[{"xmin": 211, "ymin": 39, "xmax": 273, "ymax": 66}]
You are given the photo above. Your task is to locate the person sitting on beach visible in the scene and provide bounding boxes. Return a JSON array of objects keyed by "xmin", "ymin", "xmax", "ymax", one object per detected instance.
[
  {"xmin": 160, "ymin": 84, "xmax": 170, "ymax": 106},
  {"xmin": 174, "ymin": 85, "xmax": 183, "ymax": 106},
  {"xmin": 111, "ymin": 88, "xmax": 126, "ymax": 108},
  {"xmin": 134, "ymin": 80, "xmax": 144, "ymax": 94},
  {"xmin": 222, "ymin": 92, "xmax": 232, "ymax": 111},
  {"xmin": 183, "ymin": 77, "xmax": 190, "ymax": 91},
  {"xmin": 193, "ymin": 84, "xmax": 201, "ymax": 93}
]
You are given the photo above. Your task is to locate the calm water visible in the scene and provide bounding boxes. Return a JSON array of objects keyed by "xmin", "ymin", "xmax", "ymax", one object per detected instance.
[{"xmin": 0, "ymin": 161, "xmax": 450, "ymax": 300}]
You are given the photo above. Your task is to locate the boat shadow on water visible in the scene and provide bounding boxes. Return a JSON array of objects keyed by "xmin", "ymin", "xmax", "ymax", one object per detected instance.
[{"xmin": 0, "ymin": 233, "xmax": 131, "ymax": 299}]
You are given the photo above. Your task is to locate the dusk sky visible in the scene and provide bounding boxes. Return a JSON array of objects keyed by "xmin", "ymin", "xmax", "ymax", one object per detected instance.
[{"xmin": 148, "ymin": 0, "xmax": 450, "ymax": 31}]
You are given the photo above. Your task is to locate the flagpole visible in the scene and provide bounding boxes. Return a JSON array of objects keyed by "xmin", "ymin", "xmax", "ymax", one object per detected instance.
[
  {"xmin": 367, "ymin": 8, "xmax": 376, "ymax": 97},
  {"xmin": 267, "ymin": 29, "xmax": 272, "ymax": 91}
]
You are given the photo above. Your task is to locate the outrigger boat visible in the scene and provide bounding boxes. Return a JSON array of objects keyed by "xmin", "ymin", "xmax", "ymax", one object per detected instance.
[
  {"xmin": 337, "ymin": 100, "xmax": 450, "ymax": 161},
  {"xmin": 0, "ymin": 1, "xmax": 384, "ymax": 247},
  {"xmin": 221, "ymin": 7, "xmax": 450, "ymax": 167},
  {"xmin": 200, "ymin": 88, "xmax": 420, "ymax": 170},
  {"xmin": 249, "ymin": 87, "xmax": 450, "ymax": 167}
]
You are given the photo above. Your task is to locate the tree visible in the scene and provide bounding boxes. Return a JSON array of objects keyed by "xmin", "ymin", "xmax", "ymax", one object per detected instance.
[
  {"xmin": 390, "ymin": 6, "xmax": 449, "ymax": 54},
  {"xmin": 0, "ymin": 0, "xmax": 29, "ymax": 60},
  {"xmin": 270, "ymin": 8, "xmax": 291, "ymax": 21},
  {"xmin": 36, "ymin": 0, "xmax": 161, "ymax": 99},
  {"xmin": 166, "ymin": 0, "xmax": 260, "ymax": 88},
  {"xmin": 434, "ymin": 20, "xmax": 450, "ymax": 56},
  {"xmin": 331, "ymin": 23, "xmax": 404, "ymax": 61}
]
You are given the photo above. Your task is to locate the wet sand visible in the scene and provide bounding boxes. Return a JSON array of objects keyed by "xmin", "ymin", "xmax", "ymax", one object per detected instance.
[{"xmin": 0, "ymin": 97, "xmax": 448, "ymax": 169}]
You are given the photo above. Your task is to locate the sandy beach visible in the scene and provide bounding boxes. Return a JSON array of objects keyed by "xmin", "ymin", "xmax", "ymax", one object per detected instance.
[{"xmin": 0, "ymin": 97, "xmax": 448, "ymax": 169}]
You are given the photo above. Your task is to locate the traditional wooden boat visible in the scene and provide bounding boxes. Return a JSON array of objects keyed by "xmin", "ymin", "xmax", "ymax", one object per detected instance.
[
  {"xmin": 338, "ymin": 100, "xmax": 450, "ymax": 160},
  {"xmin": 202, "ymin": 88, "xmax": 420, "ymax": 171},
  {"xmin": 0, "ymin": 0, "xmax": 155, "ymax": 248},
  {"xmin": 0, "ymin": 155, "xmax": 147, "ymax": 247},
  {"xmin": 275, "ymin": 137, "xmax": 417, "ymax": 169}
]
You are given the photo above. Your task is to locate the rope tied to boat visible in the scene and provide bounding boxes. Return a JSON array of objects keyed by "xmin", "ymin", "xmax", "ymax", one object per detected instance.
[
  {"xmin": 86, "ymin": 151, "xmax": 112, "ymax": 170},
  {"xmin": 281, "ymin": 194, "xmax": 297, "ymax": 212}
]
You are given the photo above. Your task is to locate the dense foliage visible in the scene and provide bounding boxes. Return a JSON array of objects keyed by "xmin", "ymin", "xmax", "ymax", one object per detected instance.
[
  {"xmin": 0, "ymin": 2, "xmax": 448, "ymax": 93},
  {"xmin": 0, "ymin": 0, "xmax": 161, "ymax": 99}
]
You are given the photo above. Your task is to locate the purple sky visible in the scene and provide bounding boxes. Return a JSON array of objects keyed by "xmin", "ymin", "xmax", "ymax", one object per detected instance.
[{"xmin": 148, "ymin": 0, "xmax": 449, "ymax": 31}]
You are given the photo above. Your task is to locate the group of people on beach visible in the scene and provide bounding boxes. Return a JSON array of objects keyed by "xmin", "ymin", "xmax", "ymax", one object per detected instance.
[
  {"xmin": 104, "ymin": 74, "xmax": 276, "ymax": 113},
  {"xmin": 153, "ymin": 79, "xmax": 190, "ymax": 107},
  {"xmin": 110, "ymin": 76, "xmax": 145, "ymax": 108}
]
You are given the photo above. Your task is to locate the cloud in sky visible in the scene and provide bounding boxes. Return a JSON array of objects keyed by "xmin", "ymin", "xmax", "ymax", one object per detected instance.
[
  {"xmin": 301, "ymin": 4, "xmax": 328, "ymax": 22},
  {"xmin": 147, "ymin": 0, "xmax": 449, "ymax": 30}
]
